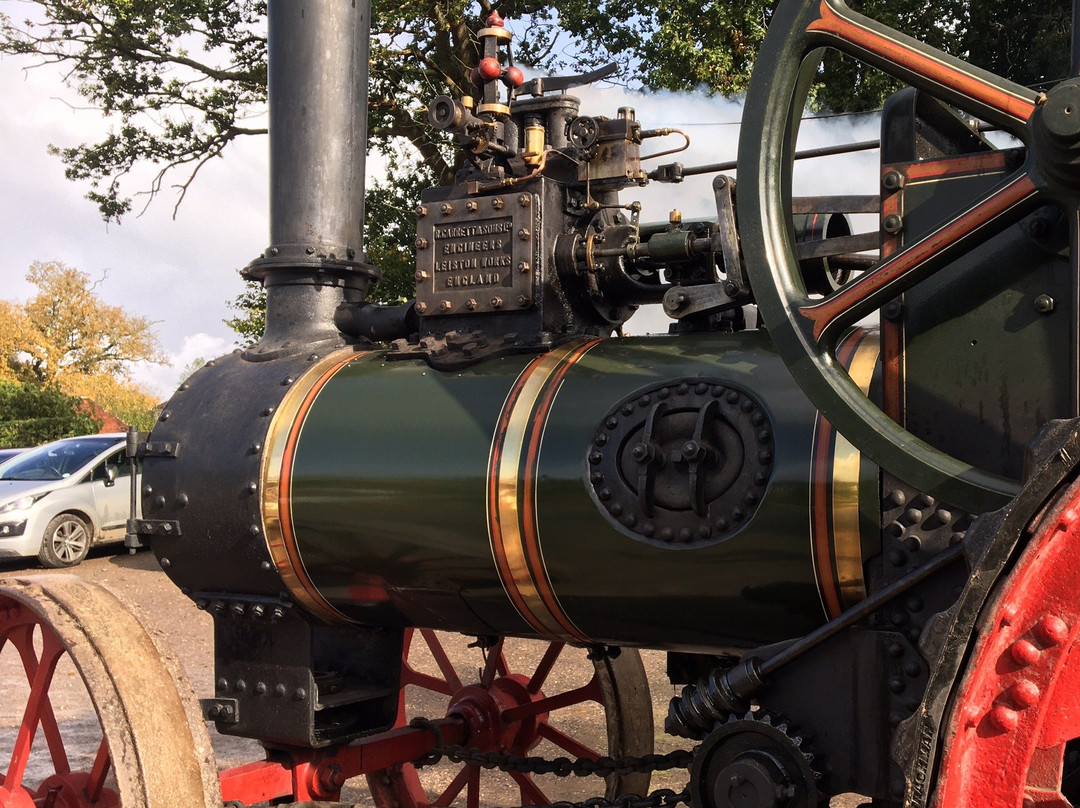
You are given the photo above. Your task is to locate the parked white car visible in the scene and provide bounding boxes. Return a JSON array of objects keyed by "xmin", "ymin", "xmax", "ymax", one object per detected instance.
[{"xmin": 0, "ymin": 434, "xmax": 135, "ymax": 567}]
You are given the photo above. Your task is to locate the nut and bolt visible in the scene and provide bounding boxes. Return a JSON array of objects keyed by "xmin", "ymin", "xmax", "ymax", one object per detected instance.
[
  {"xmin": 517, "ymin": 295, "xmax": 531, "ymax": 308},
  {"xmin": 518, "ymin": 261, "xmax": 531, "ymax": 274},
  {"xmin": 490, "ymin": 296, "xmax": 504, "ymax": 308},
  {"xmin": 1035, "ymin": 294, "xmax": 1055, "ymax": 313},
  {"xmin": 440, "ymin": 203, "xmax": 454, "ymax": 215},
  {"xmin": 415, "ymin": 270, "xmax": 429, "ymax": 281},
  {"xmin": 416, "ymin": 302, "xmax": 429, "ymax": 314},
  {"xmin": 882, "ymin": 170, "xmax": 905, "ymax": 191},
  {"xmin": 415, "ymin": 237, "xmax": 429, "ymax": 250},
  {"xmin": 492, "ymin": 198, "xmax": 505, "ymax": 210},
  {"xmin": 466, "ymin": 200, "xmax": 478, "ymax": 212},
  {"xmin": 518, "ymin": 194, "xmax": 531, "ymax": 207},
  {"xmin": 883, "ymin": 213, "xmax": 905, "ymax": 235},
  {"xmin": 518, "ymin": 228, "xmax": 531, "ymax": 241},
  {"xmin": 439, "ymin": 300, "xmax": 452, "ymax": 312},
  {"xmin": 416, "ymin": 205, "xmax": 428, "ymax": 217},
  {"xmin": 466, "ymin": 298, "xmax": 478, "ymax": 310}
]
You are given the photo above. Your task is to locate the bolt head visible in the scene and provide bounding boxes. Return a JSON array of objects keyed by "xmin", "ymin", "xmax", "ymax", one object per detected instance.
[{"xmin": 883, "ymin": 213, "xmax": 904, "ymax": 235}]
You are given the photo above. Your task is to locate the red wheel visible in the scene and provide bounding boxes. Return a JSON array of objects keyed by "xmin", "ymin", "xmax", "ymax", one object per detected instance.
[
  {"xmin": 935, "ymin": 481, "xmax": 1080, "ymax": 806},
  {"xmin": 0, "ymin": 576, "xmax": 220, "ymax": 808},
  {"xmin": 367, "ymin": 630, "xmax": 654, "ymax": 808}
]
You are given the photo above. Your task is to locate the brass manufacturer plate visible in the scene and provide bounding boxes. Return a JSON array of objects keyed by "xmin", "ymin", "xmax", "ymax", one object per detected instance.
[{"xmin": 416, "ymin": 194, "xmax": 538, "ymax": 316}]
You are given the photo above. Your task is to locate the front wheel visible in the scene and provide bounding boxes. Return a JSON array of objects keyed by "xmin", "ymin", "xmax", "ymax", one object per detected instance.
[
  {"xmin": 38, "ymin": 514, "xmax": 90, "ymax": 568},
  {"xmin": 367, "ymin": 630, "xmax": 655, "ymax": 808}
]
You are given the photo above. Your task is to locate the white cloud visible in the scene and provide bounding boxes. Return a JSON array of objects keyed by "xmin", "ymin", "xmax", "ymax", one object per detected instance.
[{"xmin": 134, "ymin": 333, "xmax": 239, "ymax": 401}]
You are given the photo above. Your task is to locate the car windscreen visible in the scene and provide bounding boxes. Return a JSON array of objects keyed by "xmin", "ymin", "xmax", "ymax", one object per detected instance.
[{"xmin": 0, "ymin": 437, "xmax": 122, "ymax": 481}]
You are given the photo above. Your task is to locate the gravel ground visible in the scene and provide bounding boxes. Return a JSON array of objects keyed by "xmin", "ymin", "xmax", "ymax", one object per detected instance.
[{"xmin": 0, "ymin": 548, "xmax": 867, "ymax": 807}]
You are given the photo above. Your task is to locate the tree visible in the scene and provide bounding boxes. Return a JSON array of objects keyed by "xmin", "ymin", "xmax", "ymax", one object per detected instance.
[
  {"xmin": 0, "ymin": 381, "xmax": 101, "ymax": 447},
  {"xmin": 1, "ymin": 0, "xmax": 1068, "ymax": 223},
  {"xmin": 1, "ymin": 261, "xmax": 165, "ymax": 431},
  {"xmin": 3, "ymin": 0, "xmax": 1070, "ymax": 321}
]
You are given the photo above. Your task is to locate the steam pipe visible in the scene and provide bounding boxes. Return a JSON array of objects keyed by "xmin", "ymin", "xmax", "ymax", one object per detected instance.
[{"xmin": 245, "ymin": 0, "xmax": 380, "ymax": 352}]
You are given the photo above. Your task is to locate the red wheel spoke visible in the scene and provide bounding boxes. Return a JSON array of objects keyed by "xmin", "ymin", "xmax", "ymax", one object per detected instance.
[
  {"xmin": 7, "ymin": 630, "xmax": 65, "ymax": 792},
  {"xmin": 433, "ymin": 764, "xmax": 471, "ymax": 807},
  {"xmin": 466, "ymin": 765, "xmax": 480, "ymax": 808},
  {"xmin": 536, "ymin": 722, "xmax": 601, "ymax": 761},
  {"xmin": 805, "ymin": 0, "xmax": 1037, "ymax": 130},
  {"xmin": 502, "ymin": 677, "xmax": 602, "ymax": 722},
  {"xmin": 527, "ymin": 643, "xmax": 565, "ymax": 694},
  {"xmin": 12, "ymin": 626, "xmax": 70, "ymax": 777},
  {"xmin": 85, "ymin": 737, "xmax": 112, "ymax": 802},
  {"xmin": 798, "ymin": 171, "xmax": 1039, "ymax": 347},
  {"xmin": 479, "ymin": 639, "xmax": 505, "ymax": 687},
  {"xmin": 402, "ymin": 668, "xmax": 458, "ymax": 697},
  {"xmin": 421, "ymin": 630, "xmax": 463, "ymax": 693},
  {"xmin": 511, "ymin": 770, "xmax": 550, "ymax": 806}
]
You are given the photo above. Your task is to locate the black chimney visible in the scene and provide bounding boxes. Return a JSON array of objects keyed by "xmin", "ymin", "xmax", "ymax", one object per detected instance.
[{"xmin": 244, "ymin": 0, "xmax": 379, "ymax": 355}]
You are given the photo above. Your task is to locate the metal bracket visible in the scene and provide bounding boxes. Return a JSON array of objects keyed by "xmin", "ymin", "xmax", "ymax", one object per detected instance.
[
  {"xmin": 133, "ymin": 519, "xmax": 182, "ymax": 537},
  {"xmin": 200, "ymin": 698, "xmax": 240, "ymax": 724},
  {"xmin": 712, "ymin": 175, "xmax": 750, "ymax": 299},
  {"xmin": 662, "ymin": 283, "xmax": 737, "ymax": 320},
  {"xmin": 140, "ymin": 441, "xmax": 181, "ymax": 458}
]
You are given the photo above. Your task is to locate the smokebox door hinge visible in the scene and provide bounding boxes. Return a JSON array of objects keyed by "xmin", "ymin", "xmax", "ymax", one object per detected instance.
[
  {"xmin": 133, "ymin": 519, "xmax": 182, "ymax": 537},
  {"xmin": 201, "ymin": 698, "xmax": 240, "ymax": 724},
  {"xmin": 139, "ymin": 441, "xmax": 181, "ymax": 458}
]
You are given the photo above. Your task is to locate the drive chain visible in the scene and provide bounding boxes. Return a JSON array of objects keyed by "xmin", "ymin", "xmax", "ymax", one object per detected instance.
[{"xmin": 408, "ymin": 717, "xmax": 695, "ymax": 808}]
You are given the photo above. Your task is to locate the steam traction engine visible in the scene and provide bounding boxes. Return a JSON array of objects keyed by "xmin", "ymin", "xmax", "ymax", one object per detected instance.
[{"xmin": 5, "ymin": 0, "xmax": 1080, "ymax": 806}]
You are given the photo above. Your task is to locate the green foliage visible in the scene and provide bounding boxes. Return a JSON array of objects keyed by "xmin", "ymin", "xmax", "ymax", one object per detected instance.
[
  {"xmin": 2, "ymin": 0, "xmax": 1072, "ymax": 226},
  {"xmin": 1, "ymin": 0, "xmax": 267, "ymax": 220},
  {"xmin": 0, "ymin": 381, "xmax": 101, "ymax": 447},
  {"xmin": 224, "ymin": 271, "xmax": 266, "ymax": 347}
]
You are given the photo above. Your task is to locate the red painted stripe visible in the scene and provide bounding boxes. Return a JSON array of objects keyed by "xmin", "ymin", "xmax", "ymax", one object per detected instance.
[
  {"xmin": 519, "ymin": 340, "xmax": 602, "ymax": 643},
  {"xmin": 811, "ymin": 330, "xmax": 866, "ymax": 619},
  {"xmin": 487, "ymin": 356, "xmax": 548, "ymax": 630},
  {"xmin": 279, "ymin": 354, "xmax": 363, "ymax": 618}
]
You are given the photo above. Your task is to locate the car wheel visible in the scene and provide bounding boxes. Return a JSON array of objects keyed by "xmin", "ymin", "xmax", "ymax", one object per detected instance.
[{"xmin": 38, "ymin": 513, "xmax": 91, "ymax": 568}]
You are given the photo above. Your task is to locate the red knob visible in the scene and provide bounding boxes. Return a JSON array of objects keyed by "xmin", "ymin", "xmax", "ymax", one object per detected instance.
[
  {"xmin": 504, "ymin": 66, "xmax": 524, "ymax": 88},
  {"xmin": 487, "ymin": 10, "xmax": 505, "ymax": 27},
  {"xmin": 477, "ymin": 57, "xmax": 502, "ymax": 81}
]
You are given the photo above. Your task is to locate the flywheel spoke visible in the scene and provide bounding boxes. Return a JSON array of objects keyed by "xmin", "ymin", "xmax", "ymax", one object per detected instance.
[
  {"xmin": 798, "ymin": 171, "xmax": 1042, "ymax": 347},
  {"xmin": 804, "ymin": 0, "xmax": 1038, "ymax": 131}
]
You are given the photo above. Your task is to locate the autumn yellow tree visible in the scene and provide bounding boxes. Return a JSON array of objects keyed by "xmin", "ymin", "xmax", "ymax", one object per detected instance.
[{"xmin": 1, "ymin": 261, "xmax": 166, "ymax": 431}]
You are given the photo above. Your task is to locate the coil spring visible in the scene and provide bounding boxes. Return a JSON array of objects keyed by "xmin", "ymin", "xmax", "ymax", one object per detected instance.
[{"xmin": 664, "ymin": 656, "xmax": 766, "ymax": 739}]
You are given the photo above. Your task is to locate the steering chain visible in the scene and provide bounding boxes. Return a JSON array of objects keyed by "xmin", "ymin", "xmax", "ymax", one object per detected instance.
[{"xmin": 408, "ymin": 717, "xmax": 695, "ymax": 808}]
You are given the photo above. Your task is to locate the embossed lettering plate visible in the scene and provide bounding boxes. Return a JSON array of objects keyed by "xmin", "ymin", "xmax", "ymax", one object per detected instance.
[{"xmin": 416, "ymin": 193, "xmax": 539, "ymax": 316}]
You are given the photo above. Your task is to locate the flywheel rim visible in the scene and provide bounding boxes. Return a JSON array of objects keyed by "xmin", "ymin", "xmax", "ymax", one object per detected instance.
[
  {"xmin": 733, "ymin": 0, "xmax": 1063, "ymax": 514},
  {"xmin": 0, "ymin": 575, "xmax": 221, "ymax": 808}
]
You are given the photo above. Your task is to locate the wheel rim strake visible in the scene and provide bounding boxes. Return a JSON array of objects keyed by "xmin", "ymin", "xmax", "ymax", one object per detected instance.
[{"xmin": 936, "ymin": 480, "xmax": 1080, "ymax": 806}]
